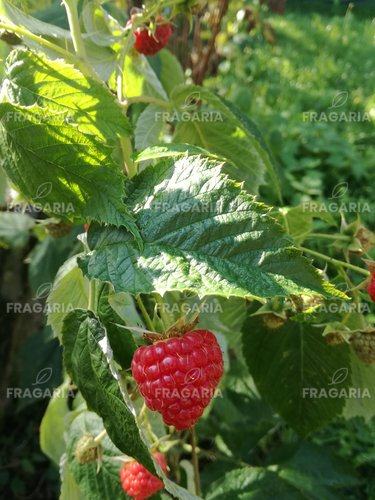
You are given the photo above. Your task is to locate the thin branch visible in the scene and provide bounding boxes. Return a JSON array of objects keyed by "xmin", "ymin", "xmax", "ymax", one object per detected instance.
[
  {"xmin": 194, "ymin": 0, "xmax": 229, "ymax": 85},
  {"xmin": 191, "ymin": 427, "xmax": 201, "ymax": 497}
]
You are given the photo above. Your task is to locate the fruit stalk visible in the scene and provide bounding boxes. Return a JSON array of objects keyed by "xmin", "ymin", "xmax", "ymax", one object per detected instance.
[
  {"xmin": 191, "ymin": 426, "xmax": 201, "ymax": 497},
  {"xmin": 300, "ymin": 246, "xmax": 370, "ymax": 277},
  {"xmin": 62, "ymin": 0, "xmax": 88, "ymax": 62}
]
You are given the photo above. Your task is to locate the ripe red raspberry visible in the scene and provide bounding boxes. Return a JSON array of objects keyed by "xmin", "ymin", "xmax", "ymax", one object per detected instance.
[
  {"xmin": 132, "ymin": 330, "xmax": 224, "ymax": 430},
  {"xmin": 368, "ymin": 273, "xmax": 375, "ymax": 302},
  {"xmin": 128, "ymin": 16, "xmax": 173, "ymax": 55},
  {"xmin": 120, "ymin": 452, "xmax": 167, "ymax": 500}
]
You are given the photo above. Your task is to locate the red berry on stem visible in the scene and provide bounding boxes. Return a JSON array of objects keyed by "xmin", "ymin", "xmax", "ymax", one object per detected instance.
[
  {"xmin": 132, "ymin": 330, "xmax": 224, "ymax": 430},
  {"xmin": 120, "ymin": 452, "xmax": 167, "ymax": 500},
  {"xmin": 368, "ymin": 273, "xmax": 375, "ymax": 302},
  {"xmin": 128, "ymin": 16, "xmax": 173, "ymax": 55}
]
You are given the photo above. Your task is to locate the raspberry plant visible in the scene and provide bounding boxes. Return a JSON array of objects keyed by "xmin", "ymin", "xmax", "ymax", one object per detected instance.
[{"xmin": 0, "ymin": 0, "xmax": 374, "ymax": 498}]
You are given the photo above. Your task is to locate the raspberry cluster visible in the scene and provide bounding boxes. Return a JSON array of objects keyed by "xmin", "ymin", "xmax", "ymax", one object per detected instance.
[
  {"xmin": 132, "ymin": 330, "xmax": 224, "ymax": 430},
  {"xmin": 120, "ymin": 452, "xmax": 167, "ymax": 500}
]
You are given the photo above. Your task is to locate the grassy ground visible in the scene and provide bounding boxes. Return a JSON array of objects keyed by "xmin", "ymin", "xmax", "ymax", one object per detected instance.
[{"xmin": 210, "ymin": 9, "xmax": 375, "ymax": 212}]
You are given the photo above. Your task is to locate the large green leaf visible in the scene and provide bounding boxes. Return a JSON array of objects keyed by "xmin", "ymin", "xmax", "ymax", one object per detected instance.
[
  {"xmin": 158, "ymin": 49, "xmax": 185, "ymax": 97},
  {"xmin": 47, "ymin": 255, "xmax": 89, "ymax": 338},
  {"xmin": 242, "ymin": 316, "xmax": 351, "ymax": 435},
  {"xmin": 277, "ymin": 443, "xmax": 360, "ymax": 499},
  {"xmin": 206, "ymin": 443, "xmax": 359, "ymax": 500},
  {"xmin": 60, "ymin": 455, "xmax": 86, "ymax": 500},
  {"xmin": 79, "ymin": 156, "xmax": 336, "ymax": 300},
  {"xmin": 0, "ymin": 50, "xmax": 137, "ymax": 230},
  {"xmin": 40, "ymin": 379, "xmax": 85, "ymax": 466},
  {"xmin": 40, "ymin": 381, "xmax": 71, "ymax": 465},
  {"xmin": 66, "ymin": 411, "xmax": 124, "ymax": 500},
  {"xmin": 3, "ymin": 49, "xmax": 131, "ymax": 141},
  {"xmin": 61, "ymin": 309, "xmax": 154, "ymax": 472},
  {"xmin": 171, "ymin": 85, "xmax": 280, "ymax": 197},
  {"xmin": 206, "ymin": 467, "xmax": 303, "ymax": 500},
  {"xmin": 135, "ymin": 104, "xmax": 164, "ymax": 151},
  {"xmin": 0, "ymin": 103, "xmax": 135, "ymax": 228},
  {"xmin": 0, "ymin": 211, "xmax": 34, "ymax": 249},
  {"xmin": 97, "ymin": 283, "xmax": 137, "ymax": 370},
  {"xmin": 343, "ymin": 350, "xmax": 375, "ymax": 420},
  {"xmin": 134, "ymin": 143, "xmax": 222, "ymax": 164},
  {"xmin": 122, "ymin": 54, "xmax": 168, "ymax": 100}
]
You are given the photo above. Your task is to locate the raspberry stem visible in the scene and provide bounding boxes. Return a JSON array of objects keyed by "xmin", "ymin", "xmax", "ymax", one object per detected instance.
[
  {"xmin": 94, "ymin": 429, "xmax": 107, "ymax": 444},
  {"xmin": 306, "ymin": 233, "xmax": 351, "ymax": 242},
  {"xmin": 154, "ymin": 293, "xmax": 171, "ymax": 329},
  {"xmin": 300, "ymin": 246, "xmax": 370, "ymax": 277},
  {"xmin": 0, "ymin": 21, "xmax": 96, "ymax": 79},
  {"xmin": 120, "ymin": 136, "xmax": 137, "ymax": 178},
  {"xmin": 62, "ymin": 0, "xmax": 88, "ymax": 63},
  {"xmin": 121, "ymin": 96, "xmax": 171, "ymax": 108},
  {"xmin": 136, "ymin": 294, "xmax": 156, "ymax": 332},
  {"xmin": 191, "ymin": 427, "xmax": 201, "ymax": 497},
  {"xmin": 88, "ymin": 280, "xmax": 96, "ymax": 312}
]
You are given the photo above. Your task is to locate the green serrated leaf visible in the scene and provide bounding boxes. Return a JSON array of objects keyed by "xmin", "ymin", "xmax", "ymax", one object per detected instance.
[
  {"xmin": 47, "ymin": 255, "xmax": 90, "ymax": 339},
  {"xmin": 79, "ymin": 156, "xmax": 336, "ymax": 300},
  {"xmin": 135, "ymin": 104, "xmax": 164, "ymax": 151},
  {"xmin": 122, "ymin": 53, "xmax": 168, "ymax": 100},
  {"xmin": 3, "ymin": 49, "xmax": 132, "ymax": 141},
  {"xmin": 82, "ymin": 1, "xmax": 124, "ymax": 47},
  {"xmin": 0, "ymin": 102, "xmax": 139, "ymax": 233},
  {"xmin": 61, "ymin": 309, "xmax": 155, "ymax": 472},
  {"xmin": 206, "ymin": 467, "xmax": 303, "ymax": 499},
  {"xmin": 66, "ymin": 411, "xmax": 124, "ymax": 500},
  {"xmin": 134, "ymin": 143, "xmax": 223, "ymax": 164},
  {"xmin": 343, "ymin": 350, "xmax": 375, "ymax": 420},
  {"xmin": 171, "ymin": 85, "xmax": 279, "ymax": 197},
  {"xmin": 158, "ymin": 49, "xmax": 185, "ymax": 97},
  {"xmin": 0, "ymin": 211, "xmax": 34, "ymax": 249},
  {"xmin": 277, "ymin": 443, "xmax": 360, "ymax": 499},
  {"xmin": 242, "ymin": 316, "xmax": 351, "ymax": 435},
  {"xmin": 0, "ymin": 49, "xmax": 140, "ymax": 233},
  {"xmin": 40, "ymin": 381, "xmax": 71, "ymax": 466},
  {"xmin": 97, "ymin": 283, "xmax": 137, "ymax": 369},
  {"xmin": 60, "ymin": 454, "xmax": 86, "ymax": 500}
]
